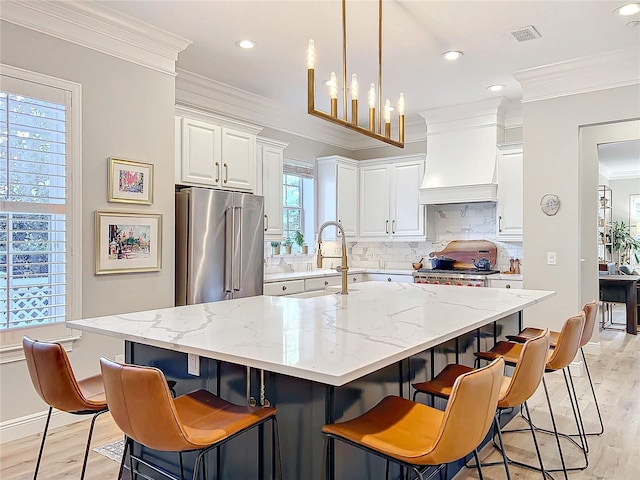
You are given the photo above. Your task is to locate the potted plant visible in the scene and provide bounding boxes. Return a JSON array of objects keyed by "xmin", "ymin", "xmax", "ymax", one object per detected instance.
[
  {"xmin": 610, "ymin": 220, "xmax": 640, "ymax": 267},
  {"xmin": 270, "ymin": 241, "xmax": 280, "ymax": 255},
  {"xmin": 294, "ymin": 230, "xmax": 308, "ymax": 254},
  {"xmin": 284, "ymin": 238, "xmax": 293, "ymax": 254}
]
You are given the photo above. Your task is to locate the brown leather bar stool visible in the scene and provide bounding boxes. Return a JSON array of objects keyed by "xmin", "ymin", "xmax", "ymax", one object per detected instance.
[
  {"xmin": 474, "ymin": 313, "xmax": 586, "ymax": 480},
  {"xmin": 322, "ymin": 358, "xmax": 504, "ymax": 480},
  {"xmin": 99, "ymin": 357, "xmax": 282, "ymax": 480},
  {"xmin": 22, "ymin": 336, "xmax": 109, "ymax": 480},
  {"xmin": 412, "ymin": 330, "xmax": 551, "ymax": 480},
  {"xmin": 506, "ymin": 300, "xmax": 604, "ymax": 437}
]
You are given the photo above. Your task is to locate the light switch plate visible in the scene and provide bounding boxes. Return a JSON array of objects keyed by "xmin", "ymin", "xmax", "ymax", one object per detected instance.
[{"xmin": 547, "ymin": 252, "xmax": 557, "ymax": 265}]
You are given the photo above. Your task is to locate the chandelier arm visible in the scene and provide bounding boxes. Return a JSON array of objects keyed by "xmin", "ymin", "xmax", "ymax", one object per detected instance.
[
  {"xmin": 342, "ymin": 0, "xmax": 348, "ymax": 121},
  {"xmin": 377, "ymin": 0, "xmax": 382, "ymax": 134}
]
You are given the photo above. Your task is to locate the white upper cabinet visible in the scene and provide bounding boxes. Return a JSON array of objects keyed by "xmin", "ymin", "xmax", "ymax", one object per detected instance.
[
  {"xmin": 176, "ymin": 108, "xmax": 261, "ymax": 192},
  {"xmin": 359, "ymin": 155, "xmax": 425, "ymax": 240},
  {"xmin": 257, "ymin": 137, "xmax": 287, "ymax": 240},
  {"xmin": 495, "ymin": 142, "xmax": 523, "ymax": 241},
  {"xmin": 316, "ymin": 156, "xmax": 358, "ymax": 240}
]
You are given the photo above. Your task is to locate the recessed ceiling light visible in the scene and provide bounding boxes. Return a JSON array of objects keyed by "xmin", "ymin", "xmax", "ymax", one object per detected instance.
[
  {"xmin": 487, "ymin": 84, "xmax": 505, "ymax": 92},
  {"xmin": 441, "ymin": 51, "xmax": 463, "ymax": 61},
  {"xmin": 615, "ymin": 3, "xmax": 640, "ymax": 16},
  {"xmin": 236, "ymin": 40, "xmax": 256, "ymax": 49}
]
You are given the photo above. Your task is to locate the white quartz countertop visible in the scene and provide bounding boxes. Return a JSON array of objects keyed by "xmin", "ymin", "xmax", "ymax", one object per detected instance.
[{"xmin": 67, "ymin": 282, "xmax": 554, "ymax": 386}]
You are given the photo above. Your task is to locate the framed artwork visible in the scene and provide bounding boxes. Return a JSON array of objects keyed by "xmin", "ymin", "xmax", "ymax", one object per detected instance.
[
  {"xmin": 108, "ymin": 157, "xmax": 153, "ymax": 204},
  {"xmin": 95, "ymin": 211, "xmax": 162, "ymax": 274}
]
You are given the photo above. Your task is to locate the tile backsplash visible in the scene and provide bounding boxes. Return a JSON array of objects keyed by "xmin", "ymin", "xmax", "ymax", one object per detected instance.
[{"xmin": 265, "ymin": 202, "xmax": 523, "ymax": 274}]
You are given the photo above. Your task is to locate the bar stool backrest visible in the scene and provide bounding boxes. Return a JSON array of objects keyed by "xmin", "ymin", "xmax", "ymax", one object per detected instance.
[
  {"xmin": 499, "ymin": 329, "xmax": 550, "ymax": 409},
  {"xmin": 580, "ymin": 300, "xmax": 598, "ymax": 348},
  {"xmin": 100, "ymin": 357, "xmax": 193, "ymax": 452},
  {"xmin": 546, "ymin": 313, "xmax": 585, "ymax": 371},
  {"xmin": 427, "ymin": 357, "xmax": 504, "ymax": 465},
  {"xmin": 23, "ymin": 336, "xmax": 104, "ymax": 413}
]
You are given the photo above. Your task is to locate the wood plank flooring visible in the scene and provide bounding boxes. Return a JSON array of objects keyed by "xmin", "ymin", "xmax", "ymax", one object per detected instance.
[{"xmin": 1, "ymin": 308, "xmax": 638, "ymax": 479}]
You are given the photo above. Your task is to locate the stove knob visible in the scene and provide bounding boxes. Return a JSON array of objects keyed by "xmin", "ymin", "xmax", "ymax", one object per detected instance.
[
  {"xmin": 456, "ymin": 282, "xmax": 463, "ymax": 286},
  {"xmin": 444, "ymin": 282, "xmax": 451, "ymax": 285},
  {"xmin": 475, "ymin": 283, "xmax": 482, "ymax": 287},
  {"xmin": 415, "ymin": 280, "xmax": 422, "ymax": 284},
  {"xmin": 433, "ymin": 281, "xmax": 439, "ymax": 285},
  {"xmin": 467, "ymin": 283, "xmax": 473, "ymax": 287}
]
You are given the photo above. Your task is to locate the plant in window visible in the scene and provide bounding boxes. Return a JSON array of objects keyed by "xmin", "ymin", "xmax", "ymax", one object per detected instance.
[
  {"xmin": 284, "ymin": 238, "xmax": 293, "ymax": 254},
  {"xmin": 270, "ymin": 241, "xmax": 281, "ymax": 255},
  {"xmin": 294, "ymin": 230, "xmax": 308, "ymax": 254}
]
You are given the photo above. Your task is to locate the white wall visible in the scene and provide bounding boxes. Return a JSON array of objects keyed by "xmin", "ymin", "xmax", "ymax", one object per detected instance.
[
  {"xmin": 522, "ymin": 87, "xmax": 640, "ymax": 333},
  {"xmin": 0, "ymin": 21, "xmax": 176, "ymax": 433},
  {"xmin": 609, "ymin": 177, "xmax": 640, "ymax": 224}
]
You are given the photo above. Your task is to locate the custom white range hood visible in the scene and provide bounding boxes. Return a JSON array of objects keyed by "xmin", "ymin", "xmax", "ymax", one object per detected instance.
[{"xmin": 418, "ymin": 98, "xmax": 508, "ymax": 205}]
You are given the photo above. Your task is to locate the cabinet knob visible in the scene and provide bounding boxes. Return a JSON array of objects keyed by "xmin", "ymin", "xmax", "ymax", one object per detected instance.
[
  {"xmin": 505, "ymin": 284, "xmax": 511, "ymax": 289},
  {"xmin": 324, "ymin": 281, "xmax": 329, "ymax": 286},
  {"xmin": 352, "ymin": 277, "xmax": 357, "ymax": 282},
  {"xmin": 282, "ymin": 285, "xmax": 287, "ymax": 291},
  {"xmin": 387, "ymin": 277, "xmax": 392, "ymax": 282}
]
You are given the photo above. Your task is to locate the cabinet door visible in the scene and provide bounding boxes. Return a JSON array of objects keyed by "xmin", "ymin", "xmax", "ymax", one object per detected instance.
[
  {"xmin": 262, "ymin": 144, "xmax": 284, "ymax": 238},
  {"xmin": 221, "ymin": 127, "xmax": 256, "ymax": 192},
  {"xmin": 181, "ymin": 118, "xmax": 221, "ymax": 186},
  {"xmin": 496, "ymin": 145, "xmax": 523, "ymax": 241},
  {"xmin": 336, "ymin": 162, "xmax": 358, "ymax": 237},
  {"xmin": 390, "ymin": 160, "xmax": 424, "ymax": 237},
  {"xmin": 359, "ymin": 165, "xmax": 390, "ymax": 237}
]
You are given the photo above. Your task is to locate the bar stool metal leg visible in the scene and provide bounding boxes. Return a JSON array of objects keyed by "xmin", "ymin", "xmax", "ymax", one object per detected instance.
[
  {"xmin": 33, "ymin": 406, "xmax": 52, "ymax": 480},
  {"xmin": 581, "ymin": 347, "xmax": 605, "ymax": 436}
]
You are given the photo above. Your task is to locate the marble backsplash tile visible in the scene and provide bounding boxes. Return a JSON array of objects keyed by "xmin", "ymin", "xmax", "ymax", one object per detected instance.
[{"xmin": 265, "ymin": 202, "xmax": 523, "ymax": 274}]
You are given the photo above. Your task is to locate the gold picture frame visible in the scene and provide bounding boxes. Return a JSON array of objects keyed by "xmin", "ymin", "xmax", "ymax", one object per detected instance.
[
  {"xmin": 108, "ymin": 157, "xmax": 153, "ymax": 204},
  {"xmin": 95, "ymin": 211, "xmax": 162, "ymax": 274}
]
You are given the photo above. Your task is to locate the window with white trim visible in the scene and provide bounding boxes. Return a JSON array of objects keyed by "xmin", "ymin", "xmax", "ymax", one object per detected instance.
[
  {"xmin": 282, "ymin": 162, "xmax": 314, "ymax": 251},
  {"xmin": 1, "ymin": 67, "xmax": 80, "ymax": 341}
]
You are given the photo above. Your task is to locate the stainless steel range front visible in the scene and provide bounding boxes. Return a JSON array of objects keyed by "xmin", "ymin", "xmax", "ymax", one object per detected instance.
[{"xmin": 412, "ymin": 269, "xmax": 500, "ymax": 287}]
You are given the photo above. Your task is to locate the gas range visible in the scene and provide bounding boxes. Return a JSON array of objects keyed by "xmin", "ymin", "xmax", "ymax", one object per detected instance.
[{"xmin": 412, "ymin": 268, "xmax": 500, "ymax": 287}]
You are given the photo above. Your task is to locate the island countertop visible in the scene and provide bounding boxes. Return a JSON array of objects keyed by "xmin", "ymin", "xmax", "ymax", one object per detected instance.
[{"xmin": 67, "ymin": 282, "xmax": 554, "ymax": 386}]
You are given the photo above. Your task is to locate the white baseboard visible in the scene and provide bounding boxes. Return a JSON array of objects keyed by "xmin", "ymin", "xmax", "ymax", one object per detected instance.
[
  {"xmin": 569, "ymin": 359, "xmax": 584, "ymax": 377},
  {"xmin": 0, "ymin": 409, "xmax": 89, "ymax": 444}
]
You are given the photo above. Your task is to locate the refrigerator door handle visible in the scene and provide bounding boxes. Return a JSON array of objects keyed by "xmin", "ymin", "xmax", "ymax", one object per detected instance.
[
  {"xmin": 233, "ymin": 206, "xmax": 243, "ymax": 292},
  {"xmin": 224, "ymin": 206, "xmax": 233, "ymax": 294}
]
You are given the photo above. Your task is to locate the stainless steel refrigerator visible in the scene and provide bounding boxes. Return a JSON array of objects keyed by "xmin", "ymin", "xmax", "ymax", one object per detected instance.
[{"xmin": 175, "ymin": 187, "xmax": 264, "ymax": 305}]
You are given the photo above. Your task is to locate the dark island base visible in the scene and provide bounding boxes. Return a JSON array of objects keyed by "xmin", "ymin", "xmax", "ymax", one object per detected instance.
[{"xmin": 125, "ymin": 312, "xmax": 521, "ymax": 480}]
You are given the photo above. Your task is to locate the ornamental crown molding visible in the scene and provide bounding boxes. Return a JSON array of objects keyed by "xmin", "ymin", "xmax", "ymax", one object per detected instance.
[
  {"xmin": 0, "ymin": 0, "xmax": 191, "ymax": 76},
  {"xmin": 514, "ymin": 46, "xmax": 640, "ymax": 103}
]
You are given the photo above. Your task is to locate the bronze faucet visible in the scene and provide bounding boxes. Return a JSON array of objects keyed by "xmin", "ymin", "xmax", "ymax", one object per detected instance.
[{"xmin": 316, "ymin": 221, "xmax": 349, "ymax": 295}]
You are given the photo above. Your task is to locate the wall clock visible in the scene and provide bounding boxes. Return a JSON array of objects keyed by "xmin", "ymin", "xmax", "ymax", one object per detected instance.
[{"xmin": 540, "ymin": 194, "xmax": 560, "ymax": 216}]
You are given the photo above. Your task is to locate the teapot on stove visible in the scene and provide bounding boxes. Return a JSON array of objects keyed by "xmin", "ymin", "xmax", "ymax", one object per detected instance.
[{"xmin": 473, "ymin": 251, "xmax": 492, "ymax": 271}]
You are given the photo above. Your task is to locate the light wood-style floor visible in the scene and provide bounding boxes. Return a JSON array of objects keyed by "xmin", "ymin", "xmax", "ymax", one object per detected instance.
[{"xmin": 1, "ymin": 310, "xmax": 638, "ymax": 480}]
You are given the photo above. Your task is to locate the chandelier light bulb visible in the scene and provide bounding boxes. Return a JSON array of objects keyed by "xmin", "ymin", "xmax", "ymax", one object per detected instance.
[
  {"xmin": 397, "ymin": 93, "xmax": 405, "ymax": 116},
  {"xmin": 330, "ymin": 72, "xmax": 338, "ymax": 99},
  {"xmin": 351, "ymin": 74, "xmax": 358, "ymax": 100},
  {"xmin": 368, "ymin": 83, "xmax": 376, "ymax": 108},
  {"xmin": 307, "ymin": 39, "xmax": 315, "ymax": 69},
  {"xmin": 384, "ymin": 99, "xmax": 391, "ymax": 123}
]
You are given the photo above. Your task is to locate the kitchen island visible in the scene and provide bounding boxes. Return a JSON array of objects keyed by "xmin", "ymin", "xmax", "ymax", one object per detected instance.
[{"xmin": 68, "ymin": 281, "xmax": 553, "ymax": 480}]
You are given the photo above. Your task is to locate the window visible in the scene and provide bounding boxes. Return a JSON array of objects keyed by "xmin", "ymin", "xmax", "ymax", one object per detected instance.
[
  {"xmin": 282, "ymin": 162, "xmax": 314, "ymax": 251},
  {"xmin": 1, "ymin": 66, "xmax": 80, "ymax": 346}
]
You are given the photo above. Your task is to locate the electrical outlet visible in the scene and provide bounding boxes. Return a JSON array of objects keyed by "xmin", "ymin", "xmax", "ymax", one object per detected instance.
[
  {"xmin": 547, "ymin": 252, "xmax": 557, "ymax": 265},
  {"xmin": 188, "ymin": 353, "xmax": 200, "ymax": 376}
]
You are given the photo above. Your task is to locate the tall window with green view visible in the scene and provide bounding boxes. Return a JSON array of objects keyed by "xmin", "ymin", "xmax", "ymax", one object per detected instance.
[
  {"xmin": 283, "ymin": 173, "xmax": 303, "ymax": 245},
  {"xmin": 1, "ymin": 82, "xmax": 70, "ymax": 330}
]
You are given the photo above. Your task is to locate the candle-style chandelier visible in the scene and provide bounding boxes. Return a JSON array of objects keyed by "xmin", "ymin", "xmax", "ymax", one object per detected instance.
[{"xmin": 307, "ymin": 0, "xmax": 404, "ymax": 148}]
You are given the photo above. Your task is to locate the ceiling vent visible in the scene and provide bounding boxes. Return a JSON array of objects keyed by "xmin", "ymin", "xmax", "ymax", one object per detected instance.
[{"xmin": 510, "ymin": 25, "xmax": 541, "ymax": 42}]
